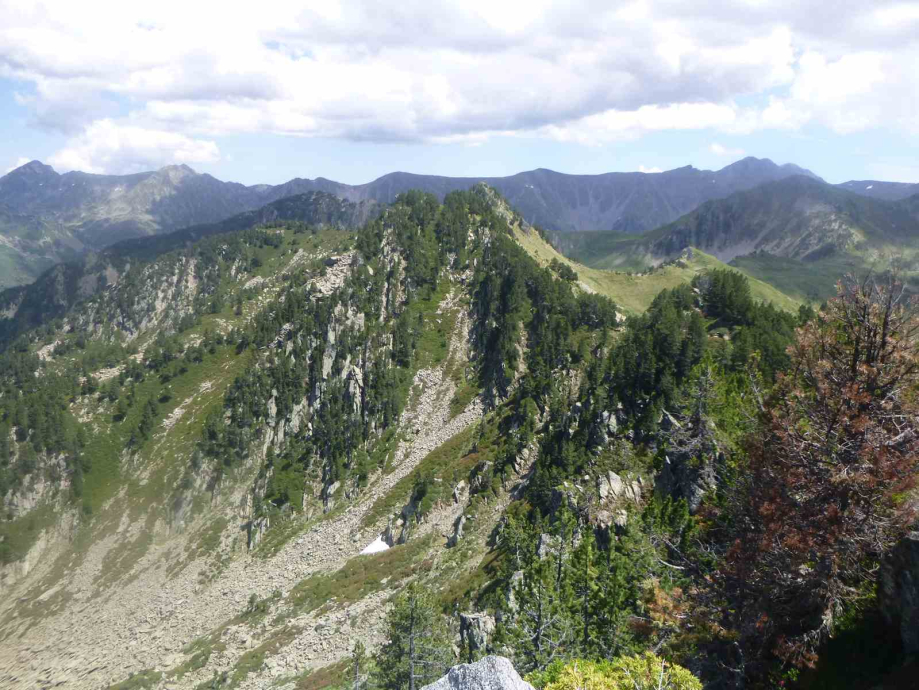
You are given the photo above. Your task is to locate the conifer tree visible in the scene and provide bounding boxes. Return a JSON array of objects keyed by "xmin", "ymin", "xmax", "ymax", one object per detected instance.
[
  {"xmin": 567, "ymin": 528, "xmax": 599, "ymax": 655},
  {"xmin": 506, "ymin": 553, "xmax": 573, "ymax": 673},
  {"xmin": 351, "ymin": 640, "xmax": 369, "ymax": 690},
  {"xmin": 375, "ymin": 584, "xmax": 451, "ymax": 690}
]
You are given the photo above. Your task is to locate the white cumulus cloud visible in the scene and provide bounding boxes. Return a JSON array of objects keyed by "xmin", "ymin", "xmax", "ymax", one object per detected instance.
[
  {"xmin": 47, "ymin": 120, "xmax": 220, "ymax": 175},
  {"xmin": 0, "ymin": 0, "xmax": 915, "ymax": 171},
  {"xmin": 639, "ymin": 165, "xmax": 663, "ymax": 173},
  {"xmin": 4, "ymin": 156, "xmax": 31, "ymax": 174},
  {"xmin": 710, "ymin": 142, "xmax": 746, "ymax": 157},
  {"xmin": 536, "ymin": 102, "xmax": 749, "ymax": 145}
]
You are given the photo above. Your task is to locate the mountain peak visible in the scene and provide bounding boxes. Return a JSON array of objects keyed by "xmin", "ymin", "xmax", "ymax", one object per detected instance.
[
  {"xmin": 722, "ymin": 156, "xmax": 776, "ymax": 172},
  {"xmin": 719, "ymin": 156, "xmax": 822, "ymax": 182},
  {"xmin": 779, "ymin": 162, "xmax": 823, "ymax": 181},
  {"xmin": 159, "ymin": 163, "xmax": 196, "ymax": 173},
  {"xmin": 4, "ymin": 160, "xmax": 58, "ymax": 179},
  {"xmin": 154, "ymin": 163, "xmax": 198, "ymax": 184},
  {"xmin": 158, "ymin": 163, "xmax": 197, "ymax": 175}
]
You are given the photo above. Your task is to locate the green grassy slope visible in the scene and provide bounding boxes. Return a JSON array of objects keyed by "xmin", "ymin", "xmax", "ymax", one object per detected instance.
[
  {"xmin": 0, "ymin": 246, "xmax": 57, "ymax": 289},
  {"xmin": 514, "ymin": 226, "xmax": 802, "ymax": 314},
  {"xmin": 728, "ymin": 254, "xmax": 864, "ymax": 302},
  {"xmin": 549, "ymin": 229, "xmax": 648, "ymax": 271}
]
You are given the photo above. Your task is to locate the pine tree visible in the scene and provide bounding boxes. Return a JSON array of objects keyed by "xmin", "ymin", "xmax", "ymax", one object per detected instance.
[
  {"xmin": 351, "ymin": 640, "xmax": 369, "ymax": 690},
  {"xmin": 506, "ymin": 553, "xmax": 573, "ymax": 674},
  {"xmin": 497, "ymin": 505, "xmax": 536, "ymax": 574},
  {"xmin": 0, "ymin": 423, "xmax": 9, "ymax": 465},
  {"xmin": 114, "ymin": 397, "xmax": 128, "ymax": 422},
  {"xmin": 374, "ymin": 583, "xmax": 451, "ymax": 690},
  {"xmin": 567, "ymin": 529, "xmax": 599, "ymax": 655},
  {"xmin": 591, "ymin": 535, "xmax": 643, "ymax": 659}
]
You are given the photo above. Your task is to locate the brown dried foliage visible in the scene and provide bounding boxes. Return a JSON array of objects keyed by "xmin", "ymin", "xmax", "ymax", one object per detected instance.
[{"xmin": 723, "ymin": 274, "xmax": 919, "ymax": 674}]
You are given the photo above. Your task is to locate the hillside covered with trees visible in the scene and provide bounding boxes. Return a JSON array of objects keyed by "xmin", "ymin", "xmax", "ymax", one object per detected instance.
[{"xmin": 0, "ymin": 186, "xmax": 915, "ymax": 690}]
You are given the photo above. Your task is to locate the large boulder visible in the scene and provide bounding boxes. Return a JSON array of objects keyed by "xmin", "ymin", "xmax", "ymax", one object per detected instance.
[
  {"xmin": 880, "ymin": 531, "xmax": 919, "ymax": 655},
  {"xmin": 421, "ymin": 656, "xmax": 534, "ymax": 690}
]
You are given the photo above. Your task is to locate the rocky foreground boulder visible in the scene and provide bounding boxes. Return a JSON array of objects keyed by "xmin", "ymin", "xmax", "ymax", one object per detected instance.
[{"xmin": 421, "ymin": 656, "xmax": 534, "ymax": 690}]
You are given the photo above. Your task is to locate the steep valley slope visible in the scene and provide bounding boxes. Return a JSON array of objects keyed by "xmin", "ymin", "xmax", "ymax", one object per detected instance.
[
  {"xmin": 0, "ymin": 185, "xmax": 875, "ymax": 690},
  {"xmin": 0, "ymin": 191, "xmax": 376, "ymax": 347},
  {"xmin": 0, "ymin": 187, "xmax": 558, "ymax": 688}
]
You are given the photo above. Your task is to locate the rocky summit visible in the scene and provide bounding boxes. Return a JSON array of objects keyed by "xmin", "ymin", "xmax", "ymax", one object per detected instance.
[{"xmin": 421, "ymin": 656, "xmax": 534, "ymax": 690}]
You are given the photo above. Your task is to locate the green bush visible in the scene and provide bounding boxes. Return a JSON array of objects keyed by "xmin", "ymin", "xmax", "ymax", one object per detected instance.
[{"xmin": 533, "ymin": 655, "xmax": 701, "ymax": 690}]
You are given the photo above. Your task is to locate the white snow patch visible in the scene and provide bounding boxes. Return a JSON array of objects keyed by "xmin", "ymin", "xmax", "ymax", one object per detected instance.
[
  {"xmin": 866, "ymin": 185, "xmax": 874, "ymax": 190},
  {"xmin": 360, "ymin": 536, "xmax": 390, "ymax": 555}
]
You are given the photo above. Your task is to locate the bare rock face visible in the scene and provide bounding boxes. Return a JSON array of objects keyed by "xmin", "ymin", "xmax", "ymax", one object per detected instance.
[
  {"xmin": 459, "ymin": 613, "xmax": 496, "ymax": 660},
  {"xmin": 503, "ymin": 571, "xmax": 524, "ymax": 617},
  {"xmin": 453, "ymin": 480, "xmax": 469, "ymax": 505},
  {"xmin": 880, "ymin": 531, "xmax": 919, "ymax": 655},
  {"xmin": 421, "ymin": 655, "xmax": 534, "ymax": 690},
  {"xmin": 447, "ymin": 514, "xmax": 467, "ymax": 548},
  {"xmin": 597, "ymin": 471, "xmax": 641, "ymax": 506},
  {"xmin": 536, "ymin": 533, "xmax": 559, "ymax": 560},
  {"xmin": 248, "ymin": 515, "xmax": 270, "ymax": 550}
]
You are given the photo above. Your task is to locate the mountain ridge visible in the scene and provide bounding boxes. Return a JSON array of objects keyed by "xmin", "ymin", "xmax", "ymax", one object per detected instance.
[
  {"xmin": 0, "ymin": 190, "xmax": 376, "ymax": 344},
  {"xmin": 835, "ymin": 179, "xmax": 919, "ymax": 201},
  {"xmin": 554, "ymin": 176, "xmax": 919, "ymax": 300},
  {"xmin": 3, "ymin": 155, "xmax": 911, "ymax": 296},
  {"xmin": 311, "ymin": 157, "xmax": 824, "ymax": 235},
  {"xmin": 0, "ymin": 156, "xmax": 825, "ymax": 288}
]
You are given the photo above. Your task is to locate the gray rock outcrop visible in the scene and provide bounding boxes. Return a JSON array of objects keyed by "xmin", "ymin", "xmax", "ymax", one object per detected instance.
[
  {"xmin": 656, "ymin": 407, "xmax": 719, "ymax": 514},
  {"xmin": 597, "ymin": 471, "xmax": 641, "ymax": 505},
  {"xmin": 447, "ymin": 514, "xmax": 467, "ymax": 548},
  {"xmin": 421, "ymin": 655, "xmax": 534, "ymax": 690},
  {"xmin": 459, "ymin": 613, "xmax": 496, "ymax": 660}
]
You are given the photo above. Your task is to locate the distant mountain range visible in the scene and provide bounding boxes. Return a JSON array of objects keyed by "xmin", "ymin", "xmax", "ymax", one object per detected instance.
[
  {"xmin": 835, "ymin": 179, "xmax": 919, "ymax": 201},
  {"xmin": 646, "ymin": 175, "xmax": 919, "ymax": 268},
  {"xmin": 0, "ymin": 156, "xmax": 915, "ymax": 291},
  {"xmin": 556, "ymin": 175, "xmax": 919, "ymax": 300},
  {"xmin": 295, "ymin": 157, "xmax": 824, "ymax": 235},
  {"xmin": 0, "ymin": 161, "xmax": 380, "ymax": 288},
  {"xmin": 0, "ymin": 156, "xmax": 821, "ymax": 288}
]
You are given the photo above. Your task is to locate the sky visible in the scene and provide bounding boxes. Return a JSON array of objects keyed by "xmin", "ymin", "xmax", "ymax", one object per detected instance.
[{"xmin": 1, "ymin": 0, "xmax": 918, "ymax": 186}]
